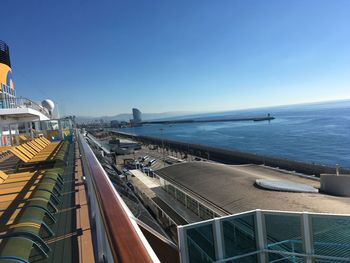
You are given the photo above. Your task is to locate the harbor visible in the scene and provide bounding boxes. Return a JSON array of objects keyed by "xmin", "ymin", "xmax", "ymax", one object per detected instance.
[{"xmin": 2, "ymin": 0, "xmax": 350, "ymax": 261}]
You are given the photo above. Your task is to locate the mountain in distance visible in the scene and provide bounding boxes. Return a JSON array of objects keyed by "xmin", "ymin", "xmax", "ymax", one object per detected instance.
[
  {"xmin": 76, "ymin": 99, "xmax": 350, "ymax": 124},
  {"xmin": 75, "ymin": 111, "xmax": 194, "ymax": 124},
  {"xmin": 152, "ymin": 99, "xmax": 350, "ymax": 122}
]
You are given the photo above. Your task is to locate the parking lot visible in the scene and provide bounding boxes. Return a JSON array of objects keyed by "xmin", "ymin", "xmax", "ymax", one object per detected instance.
[{"xmin": 115, "ymin": 144, "xmax": 180, "ymax": 173}]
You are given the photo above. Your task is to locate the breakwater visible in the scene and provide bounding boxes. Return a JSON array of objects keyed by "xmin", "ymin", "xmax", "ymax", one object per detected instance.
[
  {"xmin": 111, "ymin": 131, "xmax": 350, "ymax": 177},
  {"xmin": 141, "ymin": 115, "xmax": 274, "ymax": 125}
]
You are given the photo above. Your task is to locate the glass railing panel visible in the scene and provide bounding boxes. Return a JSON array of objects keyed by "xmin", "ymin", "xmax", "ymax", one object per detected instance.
[
  {"xmin": 221, "ymin": 253, "xmax": 259, "ymax": 262},
  {"xmin": 178, "ymin": 210, "xmax": 350, "ymax": 263},
  {"xmin": 314, "ymin": 258, "xmax": 350, "ymax": 263},
  {"xmin": 221, "ymin": 212, "xmax": 257, "ymax": 258},
  {"xmin": 186, "ymin": 223, "xmax": 216, "ymax": 262},
  {"xmin": 267, "ymin": 252, "xmax": 306, "ymax": 263},
  {"xmin": 311, "ymin": 215, "xmax": 350, "ymax": 259},
  {"xmin": 265, "ymin": 213, "xmax": 303, "ymax": 254}
]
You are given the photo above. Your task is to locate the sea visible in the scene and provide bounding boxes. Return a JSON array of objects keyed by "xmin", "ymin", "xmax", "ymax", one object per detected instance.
[{"xmin": 116, "ymin": 100, "xmax": 350, "ymax": 168}]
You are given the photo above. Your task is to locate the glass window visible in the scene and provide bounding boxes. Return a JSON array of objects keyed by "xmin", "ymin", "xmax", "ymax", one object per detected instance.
[
  {"xmin": 176, "ymin": 189, "xmax": 186, "ymax": 205},
  {"xmin": 222, "ymin": 213, "xmax": 257, "ymax": 258},
  {"xmin": 167, "ymin": 184, "xmax": 176, "ymax": 198},
  {"xmin": 186, "ymin": 196, "xmax": 199, "ymax": 215},
  {"xmin": 187, "ymin": 223, "xmax": 216, "ymax": 262},
  {"xmin": 199, "ymin": 204, "xmax": 214, "ymax": 220}
]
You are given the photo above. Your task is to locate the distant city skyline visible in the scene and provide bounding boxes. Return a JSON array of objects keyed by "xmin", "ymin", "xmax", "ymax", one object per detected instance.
[{"xmin": 2, "ymin": 0, "xmax": 350, "ymax": 116}]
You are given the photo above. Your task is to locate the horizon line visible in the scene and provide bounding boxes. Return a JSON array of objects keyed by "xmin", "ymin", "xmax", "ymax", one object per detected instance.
[{"xmin": 74, "ymin": 98, "xmax": 350, "ymax": 119}]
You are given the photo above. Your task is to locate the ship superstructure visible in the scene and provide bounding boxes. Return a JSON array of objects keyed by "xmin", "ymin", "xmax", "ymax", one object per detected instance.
[{"xmin": 0, "ymin": 41, "xmax": 55, "ymax": 147}]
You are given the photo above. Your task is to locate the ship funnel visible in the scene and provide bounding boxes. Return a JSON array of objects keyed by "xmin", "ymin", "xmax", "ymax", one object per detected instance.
[
  {"xmin": 0, "ymin": 40, "xmax": 15, "ymax": 108},
  {"xmin": 0, "ymin": 40, "xmax": 11, "ymax": 68},
  {"xmin": 0, "ymin": 40, "xmax": 14, "ymax": 89}
]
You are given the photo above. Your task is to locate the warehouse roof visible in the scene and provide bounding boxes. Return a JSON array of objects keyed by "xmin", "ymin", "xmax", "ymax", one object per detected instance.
[{"xmin": 156, "ymin": 162, "xmax": 350, "ymax": 215}]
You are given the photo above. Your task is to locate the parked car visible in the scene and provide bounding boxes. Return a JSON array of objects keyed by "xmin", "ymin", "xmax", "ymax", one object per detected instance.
[
  {"xmin": 143, "ymin": 167, "xmax": 154, "ymax": 176},
  {"xmin": 141, "ymin": 155, "xmax": 149, "ymax": 162},
  {"xmin": 148, "ymin": 159, "xmax": 156, "ymax": 166}
]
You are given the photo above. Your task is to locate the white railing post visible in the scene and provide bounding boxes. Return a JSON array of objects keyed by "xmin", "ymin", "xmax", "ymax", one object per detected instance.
[
  {"xmin": 213, "ymin": 217, "xmax": 225, "ymax": 260},
  {"xmin": 256, "ymin": 210, "xmax": 267, "ymax": 263},
  {"xmin": 302, "ymin": 212, "xmax": 313, "ymax": 263},
  {"xmin": 177, "ymin": 226, "xmax": 189, "ymax": 263}
]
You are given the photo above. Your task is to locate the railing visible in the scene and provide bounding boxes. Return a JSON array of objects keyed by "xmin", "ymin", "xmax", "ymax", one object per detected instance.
[
  {"xmin": 0, "ymin": 93, "xmax": 51, "ymax": 118},
  {"xmin": 177, "ymin": 209, "xmax": 350, "ymax": 263},
  {"xmin": 77, "ymin": 131, "xmax": 160, "ymax": 262},
  {"xmin": 16, "ymin": 97, "xmax": 51, "ymax": 118}
]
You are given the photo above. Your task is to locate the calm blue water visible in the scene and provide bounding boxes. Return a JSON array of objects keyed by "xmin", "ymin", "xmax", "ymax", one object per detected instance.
[{"xmin": 117, "ymin": 101, "xmax": 350, "ymax": 168}]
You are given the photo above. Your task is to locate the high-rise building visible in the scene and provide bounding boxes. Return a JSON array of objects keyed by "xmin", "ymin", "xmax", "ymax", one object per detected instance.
[{"xmin": 132, "ymin": 108, "xmax": 142, "ymax": 123}]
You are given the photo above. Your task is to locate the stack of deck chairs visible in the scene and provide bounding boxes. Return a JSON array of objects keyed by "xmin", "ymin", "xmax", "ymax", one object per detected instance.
[
  {"xmin": 0, "ymin": 137, "xmax": 70, "ymax": 262},
  {"xmin": 9, "ymin": 137, "xmax": 65, "ymax": 164}
]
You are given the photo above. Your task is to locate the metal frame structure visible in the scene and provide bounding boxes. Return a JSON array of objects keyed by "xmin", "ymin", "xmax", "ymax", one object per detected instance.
[{"xmin": 178, "ymin": 209, "xmax": 350, "ymax": 263}]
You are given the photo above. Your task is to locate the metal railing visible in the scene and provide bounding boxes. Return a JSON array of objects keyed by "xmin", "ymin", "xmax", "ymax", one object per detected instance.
[
  {"xmin": 177, "ymin": 209, "xmax": 350, "ymax": 263},
  {"xmin": 16, "ymin": 97, "xmax": 50, "ymax": 117},
  {"xmin": 77, "ymin": 131, "xmax": 160, "ymax": 262},
  {"xmin": 0, "ymin": 93, "xmax": 51, "ymax": 118}
]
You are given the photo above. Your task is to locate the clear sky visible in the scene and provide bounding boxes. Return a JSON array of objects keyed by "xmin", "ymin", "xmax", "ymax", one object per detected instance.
[{"xmin": 2, "ymin": 0, "xmax": 350, "ymax": 116}]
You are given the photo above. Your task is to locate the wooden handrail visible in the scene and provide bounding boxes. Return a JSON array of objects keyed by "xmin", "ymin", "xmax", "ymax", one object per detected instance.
[{"xmin": 78, "ymin": 133, "xmax": 156, "ymax": 263}]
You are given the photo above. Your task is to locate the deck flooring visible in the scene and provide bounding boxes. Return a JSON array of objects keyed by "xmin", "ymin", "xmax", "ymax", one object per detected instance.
[{"xmin": 34, "ymin": 142, "xmax": 94, "ymax": 263}]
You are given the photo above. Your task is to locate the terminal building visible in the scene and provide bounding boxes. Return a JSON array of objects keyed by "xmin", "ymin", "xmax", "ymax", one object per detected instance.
[
  {"xmin": 155, "ymin": 162, "xmax": 350, "ymax": 218},
  {"xmin": 153, "ymin": 162, "xmax": 350, "ymax": 262},
  {"xmin": 124, "ymin": 158, "xmax": 350, "ymax": 262}
]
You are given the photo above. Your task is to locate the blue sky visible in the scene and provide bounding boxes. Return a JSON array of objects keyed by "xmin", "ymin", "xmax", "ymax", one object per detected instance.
[{"xmin": 2, "ymin": 0, "xmax": 350, "ymax": 116}]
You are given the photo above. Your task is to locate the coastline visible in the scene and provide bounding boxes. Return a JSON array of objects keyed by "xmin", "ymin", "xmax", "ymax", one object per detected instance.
[{"xmin": 110, "ymin": 130, "xmax": 350, "ymax": 177}]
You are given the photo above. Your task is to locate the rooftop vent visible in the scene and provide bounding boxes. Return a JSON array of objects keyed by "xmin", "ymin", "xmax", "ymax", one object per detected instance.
[
  {"xmin": 256, "ymin": 179, "xmax": 318, "ymax": 193},
  {"xmin": 320, "ymin": 174, "xmax": 350, "ymax": 197}
]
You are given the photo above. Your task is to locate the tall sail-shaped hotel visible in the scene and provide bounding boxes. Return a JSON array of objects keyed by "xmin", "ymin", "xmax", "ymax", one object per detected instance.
[{"xmin": 0, "ymin": 40, "xmax": 350, "ymax": 263}]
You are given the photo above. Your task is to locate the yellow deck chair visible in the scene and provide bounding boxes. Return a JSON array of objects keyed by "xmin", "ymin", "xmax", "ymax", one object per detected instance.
[
  {"xmin": 39, "ymin": 137, "xmax": 51, "ymax": 145},
  {"xmin": 27, "ymin": 141, "xmax": 43, "ymax": 152},
  {"xmin": 34, "ymin": 138, "xmax": 47, "ymax": 148},
  {"xmin": 22, "ymin": 144, "xmax": 40, "ymax": 155},
  {"xmin": 36, "ymin": 137, "xmax": 48, "ymax": 145}
]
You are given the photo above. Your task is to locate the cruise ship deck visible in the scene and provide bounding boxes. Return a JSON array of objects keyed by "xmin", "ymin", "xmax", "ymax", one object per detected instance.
[
  {"xmin": 0, "ymin": 123, "xmax": 93, "ymax": 262},
  {"xmin": 0, "ymin": 39, "xmax": 350, "ymax": 263},
  {"xmin": 0, "ymin": 119, "xmax": 180, "ymax": 262}
]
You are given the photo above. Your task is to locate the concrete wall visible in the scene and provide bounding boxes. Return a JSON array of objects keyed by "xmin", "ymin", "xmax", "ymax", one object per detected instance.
[
  {"xmin": 112, "ymin": 131, "xmax": 350, "ymax": 177},
  {"xmin": 320, "ymin": 174, "xmax": 350, "ymax": 197}
]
